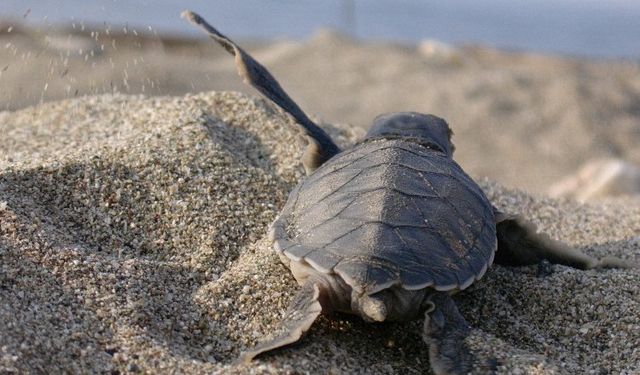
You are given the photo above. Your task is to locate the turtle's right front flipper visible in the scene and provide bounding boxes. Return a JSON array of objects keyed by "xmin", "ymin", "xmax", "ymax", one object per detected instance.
[
  {"xmin": 494, "ymin": 211, "xmax": 636, "ymax": 270},
  {"xmin": 237, "ymin": 280, "xmax": 324, "ymax": 364},
  {"xmin": 182, "ymin": 10, "xmax": 340, "ymax": 173}
]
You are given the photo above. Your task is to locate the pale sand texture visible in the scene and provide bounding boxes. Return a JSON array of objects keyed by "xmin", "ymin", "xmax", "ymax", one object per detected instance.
[
  {"xmin": 1, "ymin": 92, "xmax": 639, "ymax": 374},
  {"xmin": 2, "ymin": 25, "xmax": 640, "ymax": 194}
]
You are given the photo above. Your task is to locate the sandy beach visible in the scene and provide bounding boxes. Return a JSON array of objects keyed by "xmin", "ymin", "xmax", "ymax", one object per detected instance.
[
  {"xmin": 2, "ymin": 24, "xmax": 640, "ymax": 194},
  {"xmin": 1, "ymin": 23, "xmax": 640, "ymax": 374}
]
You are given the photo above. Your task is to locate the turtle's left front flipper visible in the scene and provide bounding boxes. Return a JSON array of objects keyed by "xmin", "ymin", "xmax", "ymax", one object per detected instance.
[
  {"xmin": 494, "ymin": 211, "xmax": 636, "ymax": 270},
  {"xmin": 236, "ymin": 280, "xmax": 324, "ymax": 364},
  {"xmin": 181, "ymin": 10, "xmax": 340, "ymax": 173}
]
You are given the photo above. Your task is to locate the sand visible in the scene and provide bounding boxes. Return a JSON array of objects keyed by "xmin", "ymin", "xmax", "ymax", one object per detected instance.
[
  {"xmin": 2, "ymin": 24, "xmax": 640, "ymax": 195},
  {"xmin": 1, "ymin": 91, "xmax": 638, "ymax": 374}
]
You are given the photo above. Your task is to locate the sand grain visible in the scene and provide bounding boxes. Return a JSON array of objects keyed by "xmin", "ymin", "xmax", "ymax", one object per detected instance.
[{"xmin": 1, "ymin": 92, "xmax": 638, "ymax": 374}]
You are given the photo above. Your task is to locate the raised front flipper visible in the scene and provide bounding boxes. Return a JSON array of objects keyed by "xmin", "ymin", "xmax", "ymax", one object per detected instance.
[
  {"xmin": 236, "ymin": 280, "xmax": 324, "ymax": 363},
  {"xmin": 182, "ymin": 10, "xmax": 340, "ymax": 173},
  {"xmin": 494, "ymin": 211, "xmax": 635, "ymax": 270}
]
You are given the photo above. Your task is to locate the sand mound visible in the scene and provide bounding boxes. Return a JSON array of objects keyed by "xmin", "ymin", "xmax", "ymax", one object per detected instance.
[
  {"xmin": 1, "ymin": 92, "xmax": 638, "ymax": 374},
  {"xmin": 3, "ymin": 27, "xmax": 640, "ymax": 194}
]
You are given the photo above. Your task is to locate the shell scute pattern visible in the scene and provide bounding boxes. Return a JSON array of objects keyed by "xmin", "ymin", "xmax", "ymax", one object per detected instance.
[
  {"xmin": 333, "ymin": 257, "xmax": 401, "ymax": 293},
  {"xmin": 182, "ymin": 13, "xmax": 632, "ymax": 370},
  {"xmin": 277, "ymin": 139, "xmax": 497, "ymax": 293}
]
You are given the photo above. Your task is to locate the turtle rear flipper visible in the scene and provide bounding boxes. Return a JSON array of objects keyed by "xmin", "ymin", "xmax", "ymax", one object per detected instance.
[
  {"xmin": 494, "ymin": 212, "xmax": 636, "ymax": 270},
  {"xmin": 182, "ymin": 10, "xmax": 340, "ymax": 173},
  {"xmin": 237, "ymin": 280, "xmax": 324, "ymax": 363},
  {"xmin": 423, "ymin": 293, "xmax": 496, "ymax": 375}
]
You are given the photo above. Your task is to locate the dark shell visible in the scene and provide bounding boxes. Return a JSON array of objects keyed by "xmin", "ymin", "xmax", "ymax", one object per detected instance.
[{"xmin": 271, "ymin": 139, "xmax": 497, "ymax": 294}]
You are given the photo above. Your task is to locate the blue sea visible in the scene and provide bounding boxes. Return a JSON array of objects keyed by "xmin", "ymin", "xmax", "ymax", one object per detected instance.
[{"xmin": 2, "ymin": 0, "xmax": 640, "ymax": 59}]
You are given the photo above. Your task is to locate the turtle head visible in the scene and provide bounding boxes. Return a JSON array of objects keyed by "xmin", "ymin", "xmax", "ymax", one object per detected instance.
[{"xmin": 365, "ymin": 112, "xmax": 455, "ymax": 157}]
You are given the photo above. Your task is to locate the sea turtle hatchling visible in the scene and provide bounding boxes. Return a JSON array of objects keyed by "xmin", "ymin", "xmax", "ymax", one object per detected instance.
[{"xmin": 183, "ymin": 11, "xmax": 634, "ymax": 374}]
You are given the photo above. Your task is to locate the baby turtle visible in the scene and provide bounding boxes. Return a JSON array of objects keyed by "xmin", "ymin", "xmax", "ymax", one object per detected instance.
[{"xmin": 183, "ymin": 11, "xmax": 633, "ymax": 375}]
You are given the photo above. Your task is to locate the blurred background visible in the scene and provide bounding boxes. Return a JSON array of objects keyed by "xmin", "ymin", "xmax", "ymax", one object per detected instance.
[
  {"xmin": 3, "ymin": 0, "xmax": 640, "ymax": 57},
  {"xmin": 1, "ymin": 1, "xmax": 640, "ymax": 197}
]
